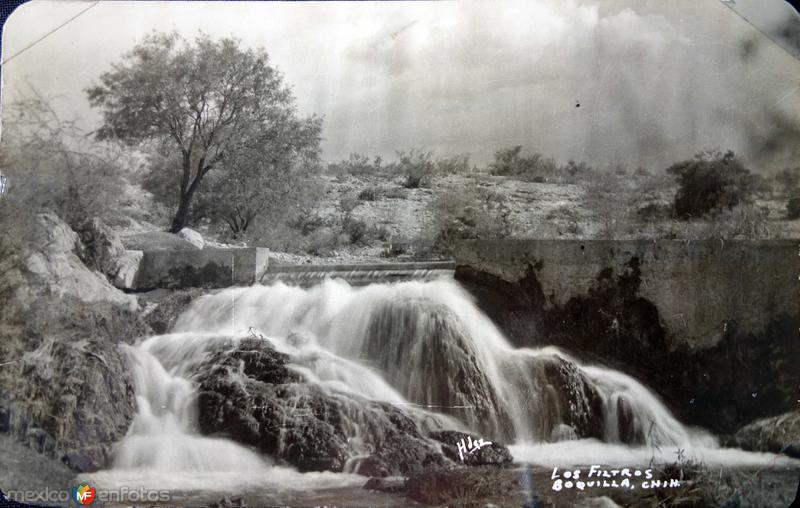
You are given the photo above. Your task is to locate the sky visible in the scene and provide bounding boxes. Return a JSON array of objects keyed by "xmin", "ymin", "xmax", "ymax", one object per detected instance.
[{"xmin": 2, "ymin": 0, "xmax": 800, "ymax": 172}]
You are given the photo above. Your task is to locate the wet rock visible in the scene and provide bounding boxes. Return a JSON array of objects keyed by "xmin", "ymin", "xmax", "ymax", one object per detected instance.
[
  {"xmin": 194, "ymin": 338, "xmax": 450, "ymax": 475},
  {"xmin": 728, "ymin": 410, "xmax": 800, "ymax": 453},
  {"xmin": 177, "ymin": 227, "xmax": 205, "ymax": 249},
  {"xmin": 429, "ymin": 430, "xmax": 513, "ymax": 467},
  {"xmin": 349, "ymin": 455, "xmax": 390, "ymax": 477},
  {"xmin": 782, "ymin": 443, "xmax": 800, "ymax": 459},
  {"xmin": 363, "ymin": 476, "xmax": 405, "ymax": 493},
  {"xmin": 139, "ymin": 288, "xmax": 203, "ymax": 334},
  {"xmin": 363, "ymin": 298, "xmax": 510, "ymax": 439}
]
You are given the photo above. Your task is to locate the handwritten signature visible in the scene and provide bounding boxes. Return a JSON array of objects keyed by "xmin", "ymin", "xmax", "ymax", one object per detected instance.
[{"xmin": 456, "ymin": 436, "xmax": 492, "ymax": 461}]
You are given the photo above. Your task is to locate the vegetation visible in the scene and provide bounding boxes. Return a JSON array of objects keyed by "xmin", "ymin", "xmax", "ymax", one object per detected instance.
[
  {"xmin": 666, "ymin": 150, "xmax": 762, "ymax": 219},
  {"xmin": 87, "ymin": 32, "xmax": 321, "ymax": 233},
  {"xmin": 2, "ymin": 98, "xmax": 124, "ymax": 231},
  {"xmin": 422, "ymin": 185, "xmax": 512, "ymax": 257},
  {"xmin": 488, "ymin": 146, "xmax": 558, "ymax": 182}
]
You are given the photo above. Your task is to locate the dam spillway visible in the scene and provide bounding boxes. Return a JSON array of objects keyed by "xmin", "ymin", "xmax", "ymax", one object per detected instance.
[{"xmin": 261, "ymin": 261, "xmax": 456, "ymax": 286}]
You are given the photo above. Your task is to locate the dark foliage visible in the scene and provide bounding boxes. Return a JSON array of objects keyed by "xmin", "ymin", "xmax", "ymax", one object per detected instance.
[{"xmin": 666, "ymin": 150, "xmax": 761, "ymax": 219}]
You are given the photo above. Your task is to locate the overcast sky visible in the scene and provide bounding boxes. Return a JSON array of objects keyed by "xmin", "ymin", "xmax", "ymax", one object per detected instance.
[{"xmin": 3, "ymin": 0, "xmax": 800, "ymax": 172}]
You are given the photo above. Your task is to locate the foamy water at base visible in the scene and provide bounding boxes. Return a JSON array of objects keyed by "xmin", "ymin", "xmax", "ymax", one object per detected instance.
[
  {"xmin": 77, "ymin": 467, "xmax": 365, "ymax": 495},
  {"xmin": 510, "ymin": 439, "xmax": 800, "ymax": 468}
]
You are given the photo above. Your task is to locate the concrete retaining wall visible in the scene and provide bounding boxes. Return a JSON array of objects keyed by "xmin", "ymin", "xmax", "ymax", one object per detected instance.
[
  {"xmin": 133, "ymin": 248, "xmax": 270, "ymax": 290},
  {"xmin": 454, "ymin": 239, "xmax": 799, "ymax": 348}
]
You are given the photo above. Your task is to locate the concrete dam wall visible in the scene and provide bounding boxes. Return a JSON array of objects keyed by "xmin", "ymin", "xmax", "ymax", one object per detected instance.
[
  {"xmin": 452, "ymin": 239, "xmax": 800, "ymax": 432},
  {"xmin": 454, "ymin": 239, "xmax": 799, "ymax": 349}
]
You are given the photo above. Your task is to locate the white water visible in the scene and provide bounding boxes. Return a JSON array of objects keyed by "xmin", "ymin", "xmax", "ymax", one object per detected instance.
[{"xmin": 87, "ymin": 278, "xmax": 791, "ymax": 494}]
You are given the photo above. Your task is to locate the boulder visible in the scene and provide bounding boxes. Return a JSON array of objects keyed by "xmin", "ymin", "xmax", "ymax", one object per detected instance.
[
  {"xmin": 728, "ymin": 410, "xmax": 800, "ymax": 454},
  {"xmin": 17, "ymin": 214, "xmax": 138, "ymax": 312},
  {"xmin": 177, "ymin": 228, "xmax": 205, "ymax": 249},
  {"xmin": 122, "ymin": 231, "xmax": 200, "ymax": 251},
  {"xmin": 429, "ymin": 430, "xmax": 513, "ymax": 467},
  {"xmin": 113, "ymin": 250, "xmax": 143, "ymax": 289},
  {"xmin": 362, "ymin": 476, "xmax": 406, "ymax": 493},
  {"xmin": 194, "ymin": 338, "xmax": 451, "ymax": 476}
]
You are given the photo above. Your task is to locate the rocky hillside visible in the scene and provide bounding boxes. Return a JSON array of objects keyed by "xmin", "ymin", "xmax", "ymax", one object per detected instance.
[{"xmin": 0, "ymin": 214, "xmax": 149, "ymax": 475}]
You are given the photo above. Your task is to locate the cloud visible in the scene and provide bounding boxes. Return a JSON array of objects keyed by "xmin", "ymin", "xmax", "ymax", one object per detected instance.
[{"xmin": 4, "ymin": 0, "xmax": 800, "ymax": 172}]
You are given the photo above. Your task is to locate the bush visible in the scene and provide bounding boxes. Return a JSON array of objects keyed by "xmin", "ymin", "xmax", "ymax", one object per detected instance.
[
  {"xmin": 305, "ymin": 227, "xmax": 339, "ymax": 256},
  {"xmin": 343, "ymin": 218, "xmax": 368, "ymax": 245},
  {"xmin": 329, "ymin": 153, "xmax": 378, "ymax": 176},
  {"xmin": 699, "ymin": 204, "xmax": 772, "ymax": 239},
  {"xmin": 488, "ymin": 146, "xmax": 558, "ymax": 182},
  {"xmin": 3, "ymin": 98, "xmax": 124, "ymax": 230},
  {"xmin": 421, "ymin": 186, "xmax": 512, "ymax": 257},
  {"xmin": 667, "ymin": 150, "xmax": 761, "ymax": 219},
  {"xmin": 436, "ymin": 154, "xmax": 472, "ymax": 175},
  {"xmin": 787, "ymin": 197, "xmax": 800, "ymax": 220},
  {"xmin": 357, "ymin": 186, "xmax": 382, "ymax": 201},
  {"xmin": 395, "ymin": 149, "xmax": 435, "ymax": 189},
  {"xmin": 561, "ymin": 159, "xmax": 592, "ymax": 181}
]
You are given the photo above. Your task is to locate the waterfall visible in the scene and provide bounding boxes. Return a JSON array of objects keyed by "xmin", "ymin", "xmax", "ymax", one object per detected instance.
[
  {"xmin": 171, "ymin": 279, "xmax": 709, "ymax": 448},
  {"xmin": 87, "ymin": 277, "xmax": 789, "ymax": 496}
]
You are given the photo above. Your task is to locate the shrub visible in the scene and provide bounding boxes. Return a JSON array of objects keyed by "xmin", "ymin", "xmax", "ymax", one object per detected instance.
[
  {"xmin": 488, "ymin": 146, "xmax": 558, "ymax": 182},
  {"xmin": 436, "ymin": 154, "xmax": 472, "ymax": 175},
  {"xmin": 343, "ymin": 218, "xmax": 368, "ymax": 245},
  {"xmin": 561, "ymin": 159, "xmax": 592, "ymax": 181},
  {"xmin": 667, "ymin": 150, "xmax": 761, "ymax": 219},
  {"xmin": 329, "ymin": 153, "xmax": 377, "ymax": 176},
  {"xmin": 421, "ymin": 186, "xmax": 512, "ymax": 257},
  {"xmin": 395, "ymin": 149, "xmax": 435, "ymax": 188},
  {"xmin": 4, "ymin": 98, "xmax": 124, "ymax": 230},
  {"xmin": 305, "ymin": 227, "xmax": 339, "ymax": 256},
  {"xmin": 699, "ymin": 204, "xmax": 772, "ymax": 239},
  {"xmin": 357, "ymin": 186, "xmax": 382, "ymax": 201},
  {"xmin": 787, "ymin": 197, "xmax": 800, "ymax": 220}
]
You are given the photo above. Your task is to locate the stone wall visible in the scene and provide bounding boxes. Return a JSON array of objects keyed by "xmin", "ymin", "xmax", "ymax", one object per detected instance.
[{"xmin": 454, "ymin": 239, "xmax": 799, "ymax": 349}]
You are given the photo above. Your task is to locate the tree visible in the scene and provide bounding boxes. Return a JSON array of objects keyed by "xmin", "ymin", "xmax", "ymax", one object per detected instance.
[
  {"xmin": 87, "ymin": 32, "xmax": 313, "ymax": 232},
  {"xmin": 667, "ymin": 150, "xmax": 761, "ymax": 219},
  {"xmin": 197, "ymin": 115, "xmax": 322, "ymax": 236}
]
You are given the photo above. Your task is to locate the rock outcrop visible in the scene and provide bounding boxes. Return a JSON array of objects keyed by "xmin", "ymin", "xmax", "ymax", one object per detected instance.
[
  {"xmin": 727, "ymin": 410, "xmax": 800, "ymax": 454},
  {"xmin": 194, "ymin": 338, "xmax": 514, "ymax": 476},
  {"xmin": 0, "ymin": 213, "xmax": 147, "ymax": 472},
  {"xmin": 16, "ymin": 214, "xmax": 138, "ymax": 312}
]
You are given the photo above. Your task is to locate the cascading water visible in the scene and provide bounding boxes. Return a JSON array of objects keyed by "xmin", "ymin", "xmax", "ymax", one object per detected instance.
[
  {"xmin": 85, "ymin": 278, "xmax": 791, "ymax": 498},
  {"xmin": 171, "ymin": 279, "xmax": 708, "ymax": 448}
]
